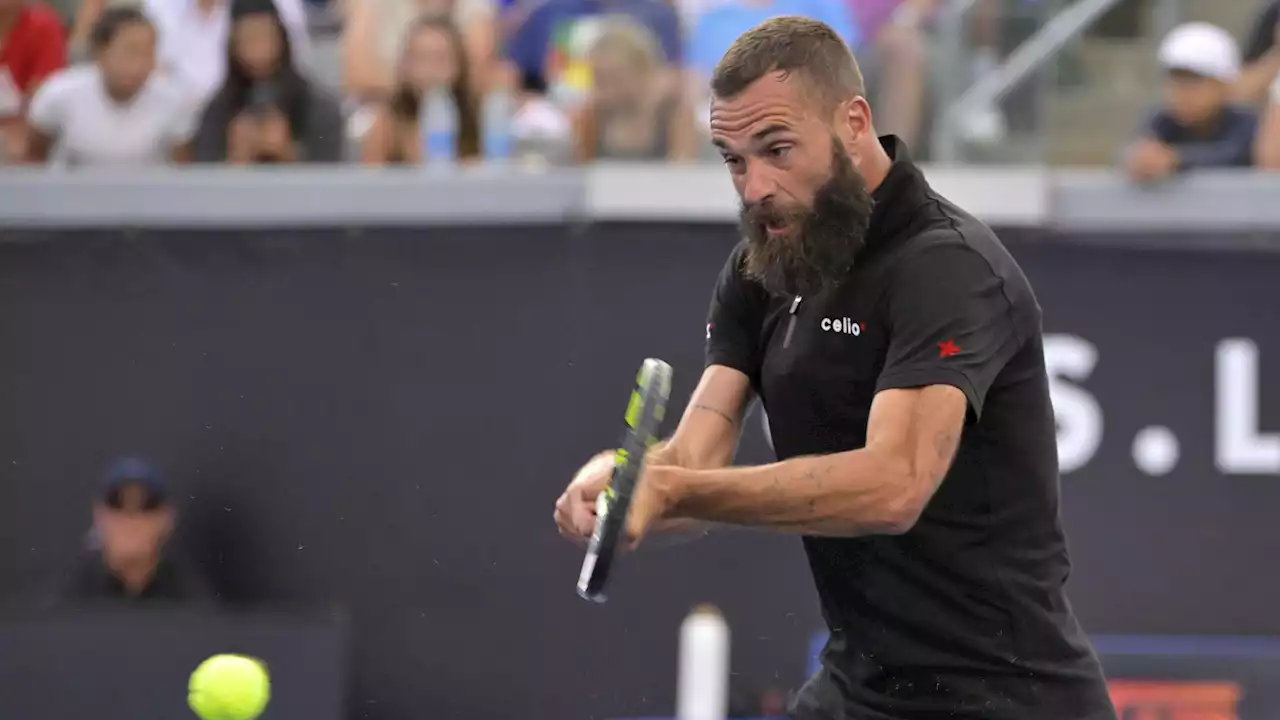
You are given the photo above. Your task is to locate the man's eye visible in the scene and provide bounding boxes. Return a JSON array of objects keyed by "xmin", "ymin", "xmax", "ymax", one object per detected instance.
[
  {"xmin": 769, "ymin": 145, "xmax": 792, "ymax": 158},
  {"xmin": 721, "ymin": 156, "xmax": 743, "ymax": 169}
]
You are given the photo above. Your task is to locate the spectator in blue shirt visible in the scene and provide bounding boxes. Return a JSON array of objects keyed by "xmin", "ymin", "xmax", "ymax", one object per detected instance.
[
  {"xmin": 506, "ymin": 0, "xmax": 682, "ymax": 105},
  {"xmin": 1125, "ymin": 22, "xmax": 1258, "ymax": 183},
  {"xmin": 686, "ymin": 1, "xmax": 859, "ymax": 82}
]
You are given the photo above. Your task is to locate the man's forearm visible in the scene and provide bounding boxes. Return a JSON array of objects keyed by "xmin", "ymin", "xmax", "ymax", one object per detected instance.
[
  {"xmin": 668, "ymin": 449, "xmax": 919, "ymax": 537},
  {"xmin": 646, "ymin": 439, "xmax": 681, "ymax": 468},
  {"xmin": 645, "ymin": 440, "xmax": 714, "ymax": 536}
]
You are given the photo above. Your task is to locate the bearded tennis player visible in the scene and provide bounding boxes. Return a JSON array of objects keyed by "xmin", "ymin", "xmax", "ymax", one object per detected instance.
[{"xmin": 554, "ymin": 15, "xmax": 1116, "ymax": 720}]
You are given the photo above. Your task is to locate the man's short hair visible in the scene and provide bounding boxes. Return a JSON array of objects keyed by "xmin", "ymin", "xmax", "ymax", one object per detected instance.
[{"xmin": 711, "ymin": 16, "xmax": 865, "ymax": 111}]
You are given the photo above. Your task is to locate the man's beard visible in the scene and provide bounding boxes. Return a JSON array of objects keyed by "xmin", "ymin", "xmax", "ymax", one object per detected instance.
[{"xmin": 739, "ymin": 137, "xmax": 875, "ymax": 298}]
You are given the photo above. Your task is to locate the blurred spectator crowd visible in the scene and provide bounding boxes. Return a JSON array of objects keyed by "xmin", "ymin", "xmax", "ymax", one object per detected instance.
[
  {"xmin": 0, "ymin": 0, "xmax": 1013, "ymax": 167},
  {"xmin": 3, "ymin": 0, "xmax": 1280, "ymax": 175}
]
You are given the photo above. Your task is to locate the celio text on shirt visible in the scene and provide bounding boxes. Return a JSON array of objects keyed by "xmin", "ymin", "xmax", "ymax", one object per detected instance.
[{"xmin": 820, "ymin": 317, "xmax": 863, "ymax": 335}]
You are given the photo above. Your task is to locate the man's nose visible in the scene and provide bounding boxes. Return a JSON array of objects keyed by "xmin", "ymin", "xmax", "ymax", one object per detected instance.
[{"xmin": 741, "ymin": 164, "xmax": 778, "ymax": 207}]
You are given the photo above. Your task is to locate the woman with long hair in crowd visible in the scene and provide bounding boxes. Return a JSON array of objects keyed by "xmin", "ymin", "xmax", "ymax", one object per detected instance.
[
  {"xmin": 192, "ymin": 0, "xmax": 344, "ymax": 163},
  {"xmin": 360, "ymin": 13, "xmax": 481, "ymax": 164},
  {"xmin": 26, "ymin": 5, "xmax": 195, "ymax": 166},
  {"xmin": 341, "ymin": 0, "xmax": 496, "ymax": 104},
  {"xmin": 571, "ymin": 17, "xmax": 698, "ymax": 163}
]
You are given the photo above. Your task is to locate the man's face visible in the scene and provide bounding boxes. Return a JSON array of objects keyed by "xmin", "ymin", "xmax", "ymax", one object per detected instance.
[
  {"xmin": 98, "ymin": 20, "xmax": 157, "ymax": 99},
  {"xmin": 95, "ymin": 483, "xmax": 172, "ymax": 568},
  {"xmin": 710, "ymin": 72, "xmax": 875, "ymax": 297},
  {"xmin": 1164, "ymin": 69, "xmax": 1227, "ymax": 125}
]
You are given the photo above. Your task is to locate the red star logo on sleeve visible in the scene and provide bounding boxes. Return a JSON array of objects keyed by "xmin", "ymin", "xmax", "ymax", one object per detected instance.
[{"xmin": 938, "ymin": 339, "xmax": 961, "ymax": 358}]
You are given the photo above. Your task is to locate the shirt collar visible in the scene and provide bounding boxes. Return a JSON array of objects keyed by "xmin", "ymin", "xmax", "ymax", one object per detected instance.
[{"xmin": 864, "ymin": 135, "xmax": 932, "ymax": 255}]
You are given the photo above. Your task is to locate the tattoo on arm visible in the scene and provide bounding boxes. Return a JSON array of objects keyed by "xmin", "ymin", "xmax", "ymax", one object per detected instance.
[
  {"xmin": 692, "ymin": 403, "xmax": 737, "ymax": 426},
  {"xmin": 932, "ymin": 425, "xmax": 961, "ymax": 472}
]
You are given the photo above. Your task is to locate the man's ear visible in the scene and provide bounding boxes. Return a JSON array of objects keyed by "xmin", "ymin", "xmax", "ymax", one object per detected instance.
[{"xmin": 833, "ymin": 96, "xmax": 873, "ymax": 155}]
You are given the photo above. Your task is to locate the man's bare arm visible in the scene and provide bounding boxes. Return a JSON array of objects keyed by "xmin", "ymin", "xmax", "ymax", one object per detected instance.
[
  {"xmin": 664, "ymin": 385, "xmax": 966, "ymax": 536},
  {"xmin": 644, "ymin": 365, "xmax": 753, "ymax": 536},
  {"xmin": 648, "ymin": 364, "xmax": 753, "ymax": 470},
  {"xmin": 556, "ymin": 365, "xmax": 754, "ymax": 545},
  {"xmin": 1236, "ymin": 50, "xmax": 1280, "ymax": 104}
]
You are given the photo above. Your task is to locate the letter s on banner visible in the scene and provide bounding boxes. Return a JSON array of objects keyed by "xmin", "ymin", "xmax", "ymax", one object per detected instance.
[{"xmin": 1044, "ymin": 334, "xmax": 1103, "ymax": 474}]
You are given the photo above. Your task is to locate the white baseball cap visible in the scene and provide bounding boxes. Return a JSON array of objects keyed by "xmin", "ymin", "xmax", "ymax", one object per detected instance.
[{"xmin": 1158, "ymin": 22, "xmax": 1241, "ymax": 81}]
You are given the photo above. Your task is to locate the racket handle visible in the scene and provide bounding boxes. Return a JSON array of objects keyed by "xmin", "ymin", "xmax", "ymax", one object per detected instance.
[{"xmin": 676, "ymin": 604, "xmax": 730, "ymax": 720}]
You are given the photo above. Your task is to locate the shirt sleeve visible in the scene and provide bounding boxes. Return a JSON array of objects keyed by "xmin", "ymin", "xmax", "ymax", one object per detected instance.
[
  {"xmin": 875, "ymin": 242, "xmax": 1025, "ymax": 420},
  {"xmin": 25, "ymin": 70, "xmax": 70, "ymax": 134},
  {"xmin": 705, "ymin": 242, "xmax": 765, "ymax": 380}
]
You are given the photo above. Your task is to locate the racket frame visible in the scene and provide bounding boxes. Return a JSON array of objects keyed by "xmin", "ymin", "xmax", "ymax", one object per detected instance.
[{"xmin": 576, "ymin": 358, "xmax": 672, "ymax": 602}]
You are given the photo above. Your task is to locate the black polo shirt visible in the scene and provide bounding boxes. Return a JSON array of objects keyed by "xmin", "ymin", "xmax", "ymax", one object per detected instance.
[
  {"xmin": 61, "ymin": 551, "xmax": 216, "ymax": 604},
  {"xmin": 705, "ymin": 138, "xmax": 1115, "ymax": 720}
]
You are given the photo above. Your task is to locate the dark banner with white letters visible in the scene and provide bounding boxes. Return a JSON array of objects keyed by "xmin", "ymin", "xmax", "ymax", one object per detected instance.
[{"xmin": 0, "ymin": 224, "xmax": 1276, "ymax": 720}]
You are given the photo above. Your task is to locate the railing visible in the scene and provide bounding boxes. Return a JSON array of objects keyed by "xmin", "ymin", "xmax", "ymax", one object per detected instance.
[
  {"xmin": 4, "ymin": 166, "xmax": 1280, "ymax": 237},
  {"xmin": 932, "ymin": 0, "xmax": 1132, "ymax": 163}
]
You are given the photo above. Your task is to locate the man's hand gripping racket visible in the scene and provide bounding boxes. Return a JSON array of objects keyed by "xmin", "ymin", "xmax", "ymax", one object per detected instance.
[{"xmin": 575, "ymin": 358, "xmax": 673, "ymax": 603}]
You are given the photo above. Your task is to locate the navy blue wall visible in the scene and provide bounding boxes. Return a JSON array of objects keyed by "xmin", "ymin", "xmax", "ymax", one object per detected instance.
[{"xmin": 0, "ymin": 224, "xmax": 1276, "ymax": 719}]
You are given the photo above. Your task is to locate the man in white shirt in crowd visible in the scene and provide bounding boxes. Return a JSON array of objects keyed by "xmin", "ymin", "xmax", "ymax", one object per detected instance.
[
  {"xmin": 144, "ymin": 0, "xmax": 311, "ymax": 108},
  {"xmin": 26, "ymin": 5, "xmax": 196, "ymax": 165}
]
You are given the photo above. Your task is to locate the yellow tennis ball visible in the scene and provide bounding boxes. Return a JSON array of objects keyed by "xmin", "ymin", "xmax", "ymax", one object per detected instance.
[{"xmin": 188, "ymin": 653, "xmax": 271, "ymax": 720}]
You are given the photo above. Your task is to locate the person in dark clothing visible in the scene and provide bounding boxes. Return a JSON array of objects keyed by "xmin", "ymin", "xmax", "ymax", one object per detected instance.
[
  {"xmin": 62, "ymin": 457, "xmax": 214, "ymax": 603},
  {"xmin": 554, "ymin": 16, "xmax": 1116, "ymax": 720},
  {"xmin": 1238, "ymin": 0, "xmax": 1280, "ymax": 104},
  {"xmin": 1125, "ymin": 22, "xmax": 1256, "ymax": 183},
  {"xmin": 192, "ymin": 0, "xmax": 343, "ymax": 164}
]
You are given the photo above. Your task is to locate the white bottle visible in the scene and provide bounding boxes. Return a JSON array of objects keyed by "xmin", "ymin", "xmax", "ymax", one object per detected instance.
[
  {"xmin": 482, "ymin": 88, "xmax": 515, "ymax": 160},
  {"xmin": 420, "ymin": 85, "xmax": 458, "ymax": 167},
  {"xmin": 677, "ymin": 604, "xmax": 730, "ymax": 720}
]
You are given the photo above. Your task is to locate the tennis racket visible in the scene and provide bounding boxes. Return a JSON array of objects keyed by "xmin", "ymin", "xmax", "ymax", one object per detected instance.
[{"xmin": 577, "ymin": 358, "xmax": 674, "ymax": 603}]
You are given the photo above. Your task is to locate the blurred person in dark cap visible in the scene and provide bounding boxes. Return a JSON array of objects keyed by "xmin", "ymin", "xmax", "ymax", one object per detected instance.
[
  {"xmin": 191, "ymin": 0, "xmax": 343, "ymax": 163},
  {"xmin": 1124, "ymin": 22, "xmax": 1257, "ymax": 183},
  {"xmin": 62, "ymin": 457, "xmax": 215, "ymax": 602}
]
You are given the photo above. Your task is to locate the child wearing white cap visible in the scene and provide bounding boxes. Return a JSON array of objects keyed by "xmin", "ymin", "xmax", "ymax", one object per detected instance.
[{"xmin": 1123, "ymin": 22, "xmax": 1258, "ymax": 182}]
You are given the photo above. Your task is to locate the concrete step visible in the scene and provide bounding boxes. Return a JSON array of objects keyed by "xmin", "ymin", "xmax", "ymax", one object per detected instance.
[
  {"xmin": 1045, "ymin": 132, "xmax": 1128, "ymax": 166},
  {"xmin": 1046, "ymin": 87, "xmax": 1153, "ymax": 134},
  {"xmin": 1039, "ymin": 36, "xmax": 1161, "ymax": 166},
  {"xmin": 1074, "ymin": 37, "xmax": 1160, "ymax": 93},
  {"xmin": 1180, "ymin": 0, "xmax": 1257, "ymax": 37},
  {"xmin": 1044, "ymin": 84, "xmax": 1153, "ymax": 165}
]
